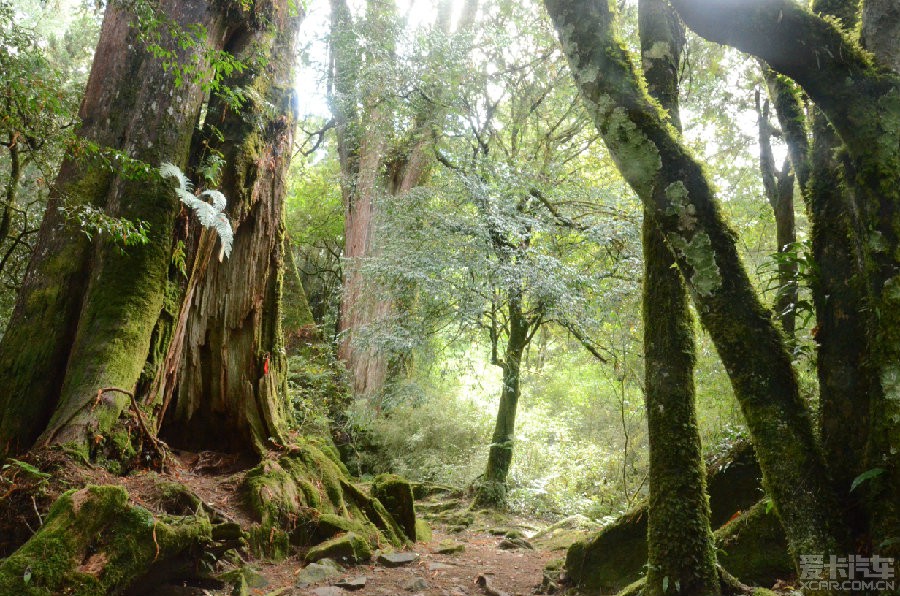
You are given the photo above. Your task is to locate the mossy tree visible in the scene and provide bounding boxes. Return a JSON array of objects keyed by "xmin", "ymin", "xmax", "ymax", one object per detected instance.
[
  {"xmin": 154, "ymin": 0, "xmax": 303, "ymax": 454},
  {"xmin": 0, "ymin": 0, "xmax": 305, "ymax": 459},
  {"xmin": 543, "ymin": 0, "xmax": 849, "ymax": 590},
  {"xmin": 638, "ymin": 0, "xmax": 720, "ymax": 593},
  {"xmin": 545, "ymin": 0, "xmax": 900, "ymax": 585},
  {"xmin": 668, "ymin": 0, "xmax": 900, "ymax": 563},
  {"xmin": 328, "ymin": 0, "xmax": 478, "ymax": 399}
]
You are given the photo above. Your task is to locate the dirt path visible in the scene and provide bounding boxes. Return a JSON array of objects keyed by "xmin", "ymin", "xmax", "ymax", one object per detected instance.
[{"xmin": 247, "ymin": 526, "xmax": 557, "ymax": 596}]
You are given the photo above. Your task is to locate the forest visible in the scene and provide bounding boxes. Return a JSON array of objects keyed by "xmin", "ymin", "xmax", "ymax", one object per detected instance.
[{"xmin": 0, "ymin": 0, "xmax": 898, "ymax": 594}]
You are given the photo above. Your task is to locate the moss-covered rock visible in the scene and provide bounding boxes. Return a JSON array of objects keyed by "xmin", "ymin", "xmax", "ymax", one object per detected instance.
[
  {"xmin": 565, "ymin": 440, "xmax": 768, "ymax": 593},
  {"xmin": 305, "ymin": 532, "xmax": 372, "ymax": 564},
  {"xmin": 371, "ymin": 473, "xmax": 416, "ymax": 541},
  {"xmin": 242, "ymin": 439, "xmax": 406, "ymax": 559},
  {"xmin": 715, "ymin": 501, "xmax": 793, "ymax": 587},
  {"xmin": 566, "ymin": 506, "xmax": 648, "ymax": 593},
  {"xmin": 0, "ymin": 485, "xmax": 211, "ymax": 595}
]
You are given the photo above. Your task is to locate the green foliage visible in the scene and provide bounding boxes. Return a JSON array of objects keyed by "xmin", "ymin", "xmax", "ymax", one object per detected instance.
[
  {"xmin": 850, "ymin": 467, "xmax": 886, "ymax": 492},
  {"xmin": 56, "ymin": 203, "xmax": 149, "ymax": 248}
]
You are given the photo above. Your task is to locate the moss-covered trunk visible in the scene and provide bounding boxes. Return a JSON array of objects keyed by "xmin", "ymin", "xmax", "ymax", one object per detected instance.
[
  {"xmin": 669, "ymin": 0, "xmax": 900, "ymax": 560},
  {"xmin": 0, "ymin": 0, "xmax": 231, "ymax": 457},
  {"xmin": 158, "ymin": 3, "xmax": 302, "ymax": 454},
  {"xmin": 544, "ymin": 0, "xmax": 848, "ymax": 583},
  {"xmin": 475, "ymin": 290, "xmax": 529, "ymax": 508},
  {"xmin": 638, "ymin": 1, "xmax": 720, "ymax": 593}
]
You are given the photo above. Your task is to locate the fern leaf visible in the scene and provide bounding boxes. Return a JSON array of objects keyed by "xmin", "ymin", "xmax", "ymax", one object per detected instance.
[
  {"xmin": 199, "ymin": 189, "xmax": 227, "ymax": 212},
  {"xmin": 214, "ymin": 214, "xmax": 233, "ymax": 260},
  {"xmin": 159, "ymin": 162, "xmax": 234, "ymax": 260},
  {"xmin": 159, "ymin": 162, "xmax": 193, "ymax": 193}
]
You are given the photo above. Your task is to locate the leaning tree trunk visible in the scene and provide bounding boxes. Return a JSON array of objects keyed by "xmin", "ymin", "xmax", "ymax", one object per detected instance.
[
  {"xmin": 667, "ymin": 0, "xmax": 900, "ymax": 560},
  {"xmin": 157, "ymin": 1, "xmax": 302, "ymax": 454},
  {"xmin": 0, "ymin": 0, "xmax": 231, "ymax": 457},
  {"xmin": 638, "ymin": 1, "xmax": 720, "ymax": 593},
  {"xmin": 544, "ymin": 0, "xmax": 849, "ymax": 586}
]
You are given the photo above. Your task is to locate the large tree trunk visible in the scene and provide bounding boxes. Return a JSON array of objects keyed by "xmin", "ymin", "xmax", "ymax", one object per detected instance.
[
  {"xmin": 0, "ymin": 0, "xmax": 231, "ymax": 457},
  {"xmin": 638, "ymin": 1, "xmax": 720, "ymax": 593},
  {"xmin": 330, "ymin": 0, "xmax": 474, "ymax": 398},
  {"xmin": 544, "ymin": 0, "xmax": 848, "ymax": 585},
  {"xmin": 157, "ymin": 4, "xmax": 302, "ymax": 453}
]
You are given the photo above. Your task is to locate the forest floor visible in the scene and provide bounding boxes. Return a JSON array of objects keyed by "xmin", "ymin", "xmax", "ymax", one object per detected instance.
[
  {"xmin": 17, "ymin": 448, "xmax": 582, "ymax": 596},
  {"xmin": 169, "ymin": 447, "xmax": 584, "ymax": 596},
  {"xmin": 200, "ymin": 476, "xmax": 576, "ymax": 596}
]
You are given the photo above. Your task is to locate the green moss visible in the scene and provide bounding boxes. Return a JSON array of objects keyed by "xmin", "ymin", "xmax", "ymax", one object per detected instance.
[
  {"xmin": 246, "ymin": 524, "xmax": 291, "ymax": 561},
  {"xmin": 242, "ymin": 440, "xmax": 405, "ymax": 559},
  {"xmin": 415, "ymin": 518, "xmax": 432, "ymax": 542},
  {"xmin": 0, "ymin": 485, "xmax": 211, "ymax": 595},
  {"xmin": 565, "ymin": 507, "xmax": 648, "ymax": 593},
  {"xmin": 714, "ymin": 501, "xmax": 792, "ymax": 587},
  {"xmin": 371, "ymin": 473, "xmax": 417, "ymax": 541},
  {"xmin": 305, "ymin": 532, "xmax": 372, "ymax": 564}
]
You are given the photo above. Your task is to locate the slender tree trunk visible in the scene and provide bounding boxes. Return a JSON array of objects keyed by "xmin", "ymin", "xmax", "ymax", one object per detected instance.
[
  {"xmin": 476, "ymin": 290, "xmax": 529, "ymax": 508},
  {"xmin": 0, "ymin": 0, "xmax": 231, "ymax": 456},
  {"xmin": 762, "ymin": 0, "xmax": 871, "ymax": 529},
  {"xmin": 755, "ymin": 88, "xmax": 797, "ymax": 336},
  {"xmin": 639, "ymin": 1, "xmax": 720, "ymax": 593},
  {"xmin": 544, "ymin": 1, "xmax": 848, "ymax": 585}
]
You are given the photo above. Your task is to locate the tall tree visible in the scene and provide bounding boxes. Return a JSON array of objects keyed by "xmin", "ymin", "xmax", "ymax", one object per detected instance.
[
  {"xmin": 0, "ymin": 0, "xmax": 303, "ymax": 460},
  {"xmin": 668, "ymin": 0, "xmax": 900, "ymax": 562},
  {"xmin": 329, "ymin": 0, "xmax": 477, "ymax": 398},
  {"xmin": 543, "ymin": 0, "xmax": 849, "ymax": 586},
  {"xmin": 639, "ymin": 0, "xmax": 720, "ymax": 593}
]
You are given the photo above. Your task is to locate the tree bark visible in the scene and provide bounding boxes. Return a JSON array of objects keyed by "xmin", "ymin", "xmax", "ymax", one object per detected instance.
[
  {"xmin": 544, "ymin": 0, "xmax": 848, "ymax": 583},
  {"xmin": 159, "ymin": 1, "xmax": 302, "ymax": 453},
  {"xmin": 669, "ymin": 0, "xmax": 900, "ymax": 561},
  {"xmin": 0, "ymin": 0, "xmax": 231, "ymax": 456},
  {"xmin": 755, "ymin": 88, "xmax": 797, "ymax": 336},
  {"xmin": 638, "ymin": 1, "xmax": 720, "ymax": 593}
]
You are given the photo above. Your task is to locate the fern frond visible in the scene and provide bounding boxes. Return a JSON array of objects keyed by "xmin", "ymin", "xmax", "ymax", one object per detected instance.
[
  {"xmin": 214, "ymin": 214, "xmax": 234, "ymax": 260},
  {"xmin": 159, "ymin": 162, "xmax": 234, "ymax": 260},
  {"xmin": 159, "ymin": 162, "xmax": 193, "ymax": 193},
  {"xmin": 199, "ymin": 189, "xmax": 227, "ymax": 212}
]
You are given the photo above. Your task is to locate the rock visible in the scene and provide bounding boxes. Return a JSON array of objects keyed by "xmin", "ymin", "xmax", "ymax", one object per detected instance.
[
  {"xmin": 335, "ymin": 576, "xmax": 367, "ymax": 590},
  {"xmin": 498, "ymin": 537, "xmax": 533, "ymax": 550},
  {"xmin": 427, "ymin": 562, "xmax": 455, "ymax": 571},
  {"xmin": 311, "ymin": 588, "xmax": 344, "ymax": 596},
  {"xmin": 295, "ymin": 560, "xmax": 344, "ymax": 587},
  {"xmin": 565, "ymin": 440, "xmax": 770, "ymax": 593},
  {"xmin": 415, "ymin": 518, "xmax": 432, "ymax": 542},
  {"xmin": 433, "ymin": 539, "xmax": 465, "ymax": 554},
  {"xmin": 476, "ymin": 574, "xmax": 509, "ymax": 596},
  {"xmin": 404, "ymin": 577, "xmax": 430, "ymax": 591},
  {"xmin": 377, "ymin": 551, "xmax": 420, "ymax": 567},
  {"xmin": 371, "ymin": 474, "xmax": 417, "ymax": 541},
  {"xmin": 715, "ymin": 501, "xmax": 793, "ymax": 586},
  {"xmin": 306, "ymin": 533, "xmax": 372, "ymax": 565}
]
